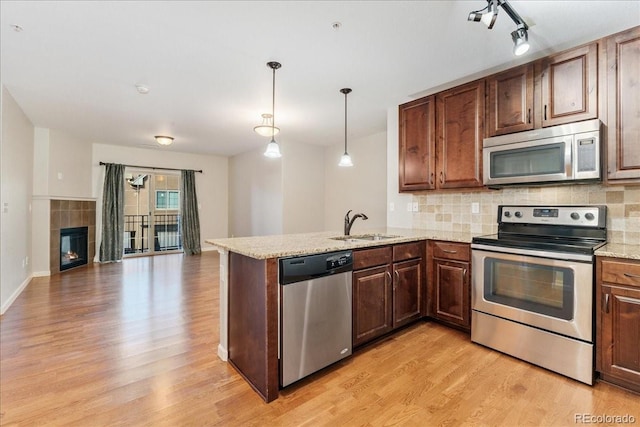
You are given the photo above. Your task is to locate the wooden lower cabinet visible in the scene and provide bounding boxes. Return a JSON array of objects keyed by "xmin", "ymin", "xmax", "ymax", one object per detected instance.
[
  {"xmin": 427, "ymin": 241, "xmax": 471, "ymax": 331},
  {"xmin": 353, "ymin": 264, "xmax": 393, "ymax": 347},
  {"xmin": 596, "ymin": 257, "xmax": 640, "ymax": 393},
  {"xmin": 353, "ymin": 242, "xmax": 425, "ymax": 347}
]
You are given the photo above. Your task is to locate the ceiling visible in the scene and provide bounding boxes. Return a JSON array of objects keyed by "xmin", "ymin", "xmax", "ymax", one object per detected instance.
[{"xmin": 1, "ymin": 1, "xmax": 638, "ymax": 157}]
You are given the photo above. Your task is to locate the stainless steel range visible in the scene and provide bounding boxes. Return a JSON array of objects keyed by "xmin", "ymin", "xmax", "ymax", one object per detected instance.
[{"xmin": 471, "ymin": 205, "xmax": 607, "ymax": 384}]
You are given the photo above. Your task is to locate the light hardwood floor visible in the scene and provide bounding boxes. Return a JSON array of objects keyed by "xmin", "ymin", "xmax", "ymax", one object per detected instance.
[{"xmin": 1, "ymin": 252, "xmax": 638, "ymax": 426}]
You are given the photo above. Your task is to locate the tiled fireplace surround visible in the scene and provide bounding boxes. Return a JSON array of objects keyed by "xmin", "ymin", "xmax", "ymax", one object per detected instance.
[{"xmin": 50, "ymin": 199, "xmax": 96, "ymax": 274}]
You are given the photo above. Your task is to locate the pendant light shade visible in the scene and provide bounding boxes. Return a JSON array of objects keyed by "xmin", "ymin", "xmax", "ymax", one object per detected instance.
[
  {"xmin": 338, "ymin": 88, "xmax": 353, "ymax": 167},
  {"xmin": 264, "ymin": 138, "xmax": 282, "ymax": 158},
  {"xmin": 261, "ymin": 61, "xmax": 282, "ymax": 158}
]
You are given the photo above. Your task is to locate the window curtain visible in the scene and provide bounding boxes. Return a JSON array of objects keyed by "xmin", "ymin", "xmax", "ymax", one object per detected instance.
[
  {"xmin": 180, "ymin": 169, "xmax": 201, "ymax": 255},
  {"xmin": 99, "ymin": 163, "xmax": 125, "ymax": 262}
]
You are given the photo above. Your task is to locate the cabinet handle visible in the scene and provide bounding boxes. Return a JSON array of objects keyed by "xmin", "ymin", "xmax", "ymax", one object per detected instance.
[
  {"xmin": 443, "ymin": 249, "xmax": 457, "ymax": 254},
  {"xmin": 544, "ymin": 105, "xmax": 547, "ymax": 121},
  {"xmin": 430, "ymin": 172, "xmax": 434, "ymax": 185},
  {"xmin": 385, "ymin": 271, "xmax": 392, "ymax": 286},
  {"xmin": 440, "ymin": 171, "xmax": 444, "ymax": 184},
  {"xmin": 623, "ymin": 272, "xmax": 640, "ymax": 279},
  {"xmin": 527, "ymin": 108, "xmax": 531, "ymax": 124},
  {"xmin": 603, "ymin": 293, "xmax": 610, "ymax": 314}
]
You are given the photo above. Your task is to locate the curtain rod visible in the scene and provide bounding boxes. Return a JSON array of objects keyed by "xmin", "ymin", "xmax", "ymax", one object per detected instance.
[{"xmin": 99, "ymin": 162, "xmax": 203, "ymax": 173}]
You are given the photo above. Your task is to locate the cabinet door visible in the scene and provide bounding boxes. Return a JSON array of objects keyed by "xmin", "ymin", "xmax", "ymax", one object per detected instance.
[
  {"xmin": 606, "ymin": 26, "xmax": 640, "ymax": 182},
  {"xmin": 541, "ymin": 43, "xmax": 598, "ymax": 127},
  {"xmin": 487, "ymin": 64, "xmax": 534, "ymax": 136},
  {"xmin": 600, "ymin": 284, "xmax": 640, "ymax": 391},
  {"xmin": 392, "ymin": 258, "xmax": 422, "ymax": 328},
  {"xmin": 429, "ymin": 259, "xmax": 470, "ymax": 330},
  {"xmin": 399, "ymin": 96, "xmax": 436, "ymax": 191},
  {"xmin": 353, "ymin": 265, "xmax": 393, "ymax": 347},
  {"xmin": 436, "ymin": 80, "xmax": 484, "ymax": 189}
]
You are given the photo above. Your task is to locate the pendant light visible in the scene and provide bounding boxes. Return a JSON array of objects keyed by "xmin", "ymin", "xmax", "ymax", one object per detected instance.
[
  {"xmin": 263, "ymin": 61, "xmax": 282, "ymax": 158},
  {"xmin": 338, "ymin": 88, "xmax": 353, "ymax": 167}
]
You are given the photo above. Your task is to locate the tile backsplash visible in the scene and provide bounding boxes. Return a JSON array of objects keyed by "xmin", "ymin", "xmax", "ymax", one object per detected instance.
[{"xmin": 411, "ymin": 184, "xmax": 639, "ymax": 245}]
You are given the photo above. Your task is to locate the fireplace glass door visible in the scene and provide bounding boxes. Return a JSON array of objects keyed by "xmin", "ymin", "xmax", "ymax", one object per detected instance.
[{"xmin": 124, "ymin": 171, "xmax": 182, "ymax": 256}]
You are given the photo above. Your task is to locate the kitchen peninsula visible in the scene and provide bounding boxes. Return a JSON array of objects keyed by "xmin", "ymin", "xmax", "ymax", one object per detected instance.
[{"xmin": 206, "ymin": 228, "xmax": 474, "ymax": 402}]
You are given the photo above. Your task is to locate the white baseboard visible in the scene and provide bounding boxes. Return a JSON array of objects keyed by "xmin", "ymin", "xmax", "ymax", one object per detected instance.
[
  {"xmin": 1, "ymin": 274, "xmax": 32, "ymax": 315},
  {"xmin": 32, "ymin": 270, "xmax": 51, "ymax": 277},
  {"xmin": 217, "ymin": 343, "xmax": 228, "ymax": 361}
]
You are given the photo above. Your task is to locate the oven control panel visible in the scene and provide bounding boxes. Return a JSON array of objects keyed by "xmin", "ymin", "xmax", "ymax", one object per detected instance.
[{"xmin": 499, "ymin": 205, "xmax": 605, "ymax": 227}]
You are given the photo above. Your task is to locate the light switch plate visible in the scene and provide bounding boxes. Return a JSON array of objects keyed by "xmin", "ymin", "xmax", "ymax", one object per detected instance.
[
  {"xmin": 407, "ymin": 202, "xmax": 413, "ymax": 212},
  {"xmin": 471, "ymin": 202, "xmax": 480, "ymax": 214},
  {"xmin": 389, "ymin": 202, "xmax": 395, "ymax": 212}
]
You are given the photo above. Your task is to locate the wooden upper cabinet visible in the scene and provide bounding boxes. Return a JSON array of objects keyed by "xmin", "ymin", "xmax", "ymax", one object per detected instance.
[
  {"xmin": 541, "ymin": 42, "xmax": 598, "ymax": 127},
  {"xmin": 606, "ymin": 26, "xmax": 640, "ymax": 182},
  {"xmin": 487, "ymin": 64, "xmax": 534, "ymax": 136},
  {"xmin": 436, "ymin": 80, "xmax": 484, "ymax": 189},
  {"xmin": 399, "ymin": 96, "xmax": 436, "ymax": 191}
]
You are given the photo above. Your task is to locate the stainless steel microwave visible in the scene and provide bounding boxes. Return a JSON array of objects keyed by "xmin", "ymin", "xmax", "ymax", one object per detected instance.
[{"xmin": 483, "ymin": 119, "xmax": 601, "ymax": 187}]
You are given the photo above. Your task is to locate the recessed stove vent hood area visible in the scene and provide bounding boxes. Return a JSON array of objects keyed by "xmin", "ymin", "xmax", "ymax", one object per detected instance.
[{"xmin": 483, "ymin": 119, "xmax": 602, "ymax": 188}]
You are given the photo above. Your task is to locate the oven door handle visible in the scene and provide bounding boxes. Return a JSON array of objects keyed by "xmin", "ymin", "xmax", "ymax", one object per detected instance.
[{"xmin": 470, "ymin": 243, "xmax": 594, "ymax": 263}]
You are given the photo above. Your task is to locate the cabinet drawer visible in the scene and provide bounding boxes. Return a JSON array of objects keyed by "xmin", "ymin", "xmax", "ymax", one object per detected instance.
[
  {"xmin": 431, "ymin": 241, "xmax": 470, "ymax": 262},
  {"xmin": 600, "ymin": 258, "xmax": 640, "ymax": 288},
  {"xmin": 393, "ymin": 241, "xmax": 423, "ymax": 262},
  {"xmin": 353, "ymin": 246, "xmax": 392, "ymax": 270}
]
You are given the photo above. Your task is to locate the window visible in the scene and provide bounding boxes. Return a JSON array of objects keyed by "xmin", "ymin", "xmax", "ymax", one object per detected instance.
[{"xmin": 156, "ymin": 190, "xmax": 180, "ymax": 210}]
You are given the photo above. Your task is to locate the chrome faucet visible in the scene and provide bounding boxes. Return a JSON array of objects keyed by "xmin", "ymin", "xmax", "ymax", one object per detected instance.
[{"xmin": 344, "ymin": 210, "xmax": 368, "ymax": 236}]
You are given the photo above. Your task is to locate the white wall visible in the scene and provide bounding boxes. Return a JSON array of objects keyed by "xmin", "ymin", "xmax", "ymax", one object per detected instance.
[
  {"xmin": 282, "ymin": 141, "xmax": 325, "ymax": 234},
  {"xmin": 1, "ymin": 86, "xmax": 34, "ymax": 314},
  {"xmin": 324, "ymin": 131, "xmax": 388, "ymax": 233},
  {"xmin": 48, "ymin": 129, "xmax": 93, "ymax": 198},
  {"xmin": 92, "ymin": 143, "xmax": 228, "ymax": 252},
  {"xmin": 386, "ymin": 105, "xmax": 413, "ymax": 229},
  {"xmin": 228, "ymin": 146, "xmax": 283, "ymax": 237}
]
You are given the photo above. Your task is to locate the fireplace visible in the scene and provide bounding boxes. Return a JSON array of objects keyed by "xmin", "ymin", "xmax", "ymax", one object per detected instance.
[{"xmin": 60, "ymin": 227, "xmax": 88, "ymax": 271}]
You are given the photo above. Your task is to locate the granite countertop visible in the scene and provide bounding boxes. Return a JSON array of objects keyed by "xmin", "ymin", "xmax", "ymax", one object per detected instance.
[
  {"xmin": 595, "ymin": 243, "xmax": 640, "ymax": 260},
  {"xmin": 206, "ymin": 228, "xmax": 477, "ymax": 259}
]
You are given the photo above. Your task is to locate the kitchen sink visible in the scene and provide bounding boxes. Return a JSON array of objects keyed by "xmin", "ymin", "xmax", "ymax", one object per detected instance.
[{"xmin": 330, "ymin": 234, "xmax": 401, "ymax": 242}]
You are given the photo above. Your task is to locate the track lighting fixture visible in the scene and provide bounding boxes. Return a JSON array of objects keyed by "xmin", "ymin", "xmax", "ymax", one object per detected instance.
[{"xmin": 468, "ymin": 0, "xmax": 530, "ymax": 56}]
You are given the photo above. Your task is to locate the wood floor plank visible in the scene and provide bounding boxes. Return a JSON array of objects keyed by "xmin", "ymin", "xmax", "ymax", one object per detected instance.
[{"xmin": 1, "ymin": 252, "xmax": 639, "ymax": 426}]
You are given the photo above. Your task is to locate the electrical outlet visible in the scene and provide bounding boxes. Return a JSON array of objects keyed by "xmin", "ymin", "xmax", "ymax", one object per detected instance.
[
  {"xmin": 57, "ymin": 172, "xmax": 63, "ymax": 180},
  {"xmin": 389, "ymin": 202, "xmax": 395, "ymax": 212},
  {"xmin": 25, "ymin": 256, "xmax": 29, "ymax": 266},
  {"xmin": 412, "ymin": 202, "xmax": 419, "ymax": 212},
  {"xmin": 471, "ymin": 202, "xmax": 480, "ymax": 214},
  {"xmin": 406, "ymin": 202, "xmax": 413, "ymax": 212}
]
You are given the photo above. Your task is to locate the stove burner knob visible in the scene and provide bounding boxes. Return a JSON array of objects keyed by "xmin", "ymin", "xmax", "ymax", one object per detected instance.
[
  {"xmin": 514, "ymin": 211, "xmax": 522, "ymax": 218},
  {"xmin": 571, "ymin": 212, "xmax": 580, "ymax": 220},
  {"xmin": 504, "ymin": 211, "xmax": 511, "ymax": 218},
  {"xmin": 585, "ymin": 213, "xmax": 595, "ymax": 221}
]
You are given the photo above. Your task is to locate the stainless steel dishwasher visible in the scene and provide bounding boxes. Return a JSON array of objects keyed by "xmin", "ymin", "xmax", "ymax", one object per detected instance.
[{"xmin": 279, "ymin": 250, "xmax": 353, "ymax": 387}]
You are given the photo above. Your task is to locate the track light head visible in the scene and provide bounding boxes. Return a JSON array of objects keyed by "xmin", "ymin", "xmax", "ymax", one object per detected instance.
[{"xmin": 512, "ymin": 25, "xmax": 530, "ymax": 56}]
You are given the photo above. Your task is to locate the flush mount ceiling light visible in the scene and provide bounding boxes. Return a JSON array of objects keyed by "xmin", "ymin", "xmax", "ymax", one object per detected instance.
[
  {"xmin": 154, "ymin": 135, "xmax": 174, "ymax": 146},
  {"xmin": 338, "ymin": 88, "xmax": 353, "ymax": 167},
  {"xmin": 135, "ymin": 84, "xmax": 150, "ymax": 95},
  {"xmin": 262, "ymin": 61, "xmax": 282, "ymax": 159},
  {"xmin": 468, "ymin": 0, "xmax": 530, "ymax": 56},
  {"xmin": 254, "ymin": 113, "xmax": 280, "ymax": 137}
]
